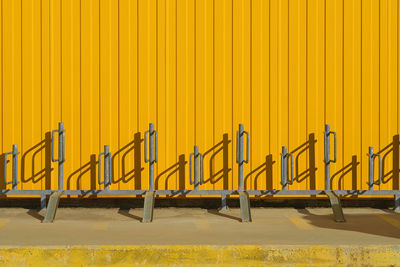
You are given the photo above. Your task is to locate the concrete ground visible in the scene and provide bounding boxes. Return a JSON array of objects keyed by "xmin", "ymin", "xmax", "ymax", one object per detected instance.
[{"xmin": 0, "ymin": 207, "xmax": 399, "ymax": 246}]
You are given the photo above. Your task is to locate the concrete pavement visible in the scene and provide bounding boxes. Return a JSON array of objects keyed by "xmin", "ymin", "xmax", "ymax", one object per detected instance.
[
  {"xmin": 0, "ymin": 207, "xmax": 399, "ymax": 246},
  {"xmin": 1, "ymin": 207, "xmax": 400, "ymax": 266}
]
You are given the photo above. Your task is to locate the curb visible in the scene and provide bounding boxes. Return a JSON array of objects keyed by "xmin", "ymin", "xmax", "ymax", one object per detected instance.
[{"xmin": 0, "ymin": 245, "xmax": 399, "ymax": 266}]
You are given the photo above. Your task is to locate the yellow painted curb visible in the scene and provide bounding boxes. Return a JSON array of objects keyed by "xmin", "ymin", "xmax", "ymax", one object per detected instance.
[{"xmin": 0, "ymin": 245, "xmax": 399, "ymax": 266}]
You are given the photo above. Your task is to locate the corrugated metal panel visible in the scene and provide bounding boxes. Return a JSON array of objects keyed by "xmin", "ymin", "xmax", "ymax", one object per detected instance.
[{"xmin": 0, "ymin": 0, "xmax": 399, "ymax": 195}]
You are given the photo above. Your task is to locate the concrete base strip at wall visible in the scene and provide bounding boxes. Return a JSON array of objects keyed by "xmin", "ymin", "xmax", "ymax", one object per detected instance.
[{"xmin": 0, "ymin": 245, "xmax": 399, "ymax": 266}]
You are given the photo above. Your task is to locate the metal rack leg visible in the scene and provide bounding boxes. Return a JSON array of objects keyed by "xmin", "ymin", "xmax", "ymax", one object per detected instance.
[
  {"xmin": 40, "ymin": 194, "xmax": 46, "ymax": 211},
  {"xmin": 239, "ymin": 191, "xmax": 252, "ymax": 222},
  {"xmin": 142, "ymin": 191, "xmax": 155, "ymax": 223},
  {"xmin": 325, "ymin": 191, "xmax": 345, "ymax": 222},
  {"xmin": 43, "ymin": 191, "xmax": 64, "ymax": 223},
  {"xmin": 219, "ymin": 193, "xmax": 229, "ymax": 211}
]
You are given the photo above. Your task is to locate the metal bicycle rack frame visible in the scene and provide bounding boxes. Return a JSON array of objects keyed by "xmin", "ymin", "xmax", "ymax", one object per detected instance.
[
  {"xmin": 1, "ymin": 122, "xmax": 399, "ymax": 223},
  {"xmin": 142, "ymin": 123, "xmax": 157, "ymax": 223},
  {"xmin": 3, "ymin": 145, "xmax": 19, "ymax": 191},
  {"xmin": 190, "ymin": 145, "xmax": 204, "ymax": 191},
  {"xmin": 98, "ymin": 145, "xmax": 112, "ymax": 190}
]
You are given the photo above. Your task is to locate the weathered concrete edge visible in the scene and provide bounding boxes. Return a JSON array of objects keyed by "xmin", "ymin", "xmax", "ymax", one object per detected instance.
[{"xmin": 0, "ymin": 245, "xmax": 399, "ymax": 266}]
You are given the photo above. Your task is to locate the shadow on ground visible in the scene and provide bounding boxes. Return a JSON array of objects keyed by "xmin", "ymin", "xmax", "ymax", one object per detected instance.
[
  {"xmin": 118, "ymin": 208, "xmax": 142, "ymax": 222},
  {"xmin": 298, "ymin": 208, "xmax": 400, "ymax": 239},
  {"xmin": 26, "ymin": 209, "xmax": 44, "ymax": 222},
  {"xmin": 207, "ymin": 209, "xmax": 242, "ymax": 222}
]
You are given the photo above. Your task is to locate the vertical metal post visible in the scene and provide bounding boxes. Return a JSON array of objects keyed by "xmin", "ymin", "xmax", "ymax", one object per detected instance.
[
  {"xmin": 12, "ymin": 145, "xmax": 18, "ymax": 190},
  {"xmin": 281, "ymin": 146, "xmax": 288, "ymax": 190},
  {"xmin": 236, "ymin": 124, "xmax": 251, "ymax": 222},
  {"xmin": 324, "ymin": 124, "xmax": 337, "ymax": 191},
  {"xmin": 4, "ymin": 145, "xmax": 19, "ymax": 189},
  {"xmin": 45, "ymin": 122, "xmax": 65, "ymax": 223},
  {"xmin": 368, "ymin": 146, "xmax": 381, "ymax": 189},
  {"xmin": 149, "ymin": 123, "xmax": 155, "ymax": 192},
  {"xmin": 324, "ymin": 124, "xmax": 343, "ymax": 222},
  {"xmin": 237, "ymin": 124, "xmax": 244, "ymax": 191},
  {"xmin": 104, "ymin": 145, "xmax": 110, "ymax": 190},
  {"xmin": 190, "ymin": 145, "xmax": 203, "ymax": 191},
  {"xmin": 369, "ymin": 147, "xmax": 374, "ymax": 191},
  {"xmin": 58, "ymin": 122, "xmax": 64, "ymax": 191},
  {"xmin": 98, "ymin": 145, "xmax": 112, "ymax": 189},
  {"xmin": 324, "ymin": 124, "xmax": 331, "ymax": 190},
  {"xmin": 143, "ymin": 123, "xmax": 157, "ymax": 223}
]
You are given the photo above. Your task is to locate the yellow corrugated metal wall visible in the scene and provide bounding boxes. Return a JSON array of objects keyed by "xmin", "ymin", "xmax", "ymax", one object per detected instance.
[{"xmin": 0, "ymin": 0, "xmax": 399, "ymax": 195}]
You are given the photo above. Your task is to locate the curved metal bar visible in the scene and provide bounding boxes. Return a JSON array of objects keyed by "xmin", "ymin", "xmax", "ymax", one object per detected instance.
[
  {"xmin": 373, "ymin": 153, "xmax": 382, "ymax": 185},
  {"xmin": 144, "ymin": 130, "xmax": 149, "ymax": 163},
  {"xmin": 155, "ymin": 131, "xmax": 158, "ymax": 163},
  {"xmin": 51, "ymin": 129, "xmax": 59, "ymax": 162},
  {"xmin": 287, "ymin": 153, "xmax": 294, "ymax": 185},
  {"xmin": 61, "ymin": 129, "xmax": 65, "ymax": 163},
  {"xmin": 329, "ymin": 131, "xmax": 337, "ymax": 163},
  {"xmin": 107, "ymin": 152, "xmax": 112, "ymax": 186},
  {"xmin": 244, "ymin": 131, "xmax": 249, "ymax": 164},
  {"xmin": 280, "ymin": 151, "xmax": 285, "ymax": 186},
  {"xmin": 98, "ymin": 151, "xmax": 106, "ymax": 185},
  {"xmin": 200, "ymin": 153, "xmax": 204, "ymax": 185},
  {"xmin": 3, "ymin": 152, "xmax": 12, "ymax": 185},
  {"xmin": 236, "ymin": 131, "xmax": 239, "ymax": 164},
  {"xmin": 189, "ymin": 152, "xmax": 194, "ymax": 185}
]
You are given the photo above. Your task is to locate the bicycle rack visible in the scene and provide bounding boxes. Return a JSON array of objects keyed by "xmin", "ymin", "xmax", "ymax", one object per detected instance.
[
  {"xmin": 1, "ymin": 122, "xmax": 400, "ymax": 223},
  {"xmin": 143, "ymin": 123, "xmax": 157, "ymax": 223},
  {"xmin": 3, "ymin": 145, "xmax": 19, "ymax": 191},
  {"xmin": 43, "ymin": 122, "xmax": 65, "ymax": 223},
  {"xmin": 368, "ymin": 147, "xmax": 382, "ymax": 190},
  {"xmin": 324, "ymin": 124, "xmax": 337, "ymax": 191},
  {"xmin": 322, "ymin": 125, "xmax": 345, "ymax": 222},
  {"xmin": 281, "ymin": 146, "xmax": 294, "ymax": 191},
  {"xmin": 236, "ymin": 124, "xmax": 251, "ymax": 222}
]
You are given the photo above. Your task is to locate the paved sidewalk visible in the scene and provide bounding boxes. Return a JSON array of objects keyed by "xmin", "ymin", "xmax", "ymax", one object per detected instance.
[{"xmin": 0, "ymin": 207, "xmax": 399, "ymax": 246}]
